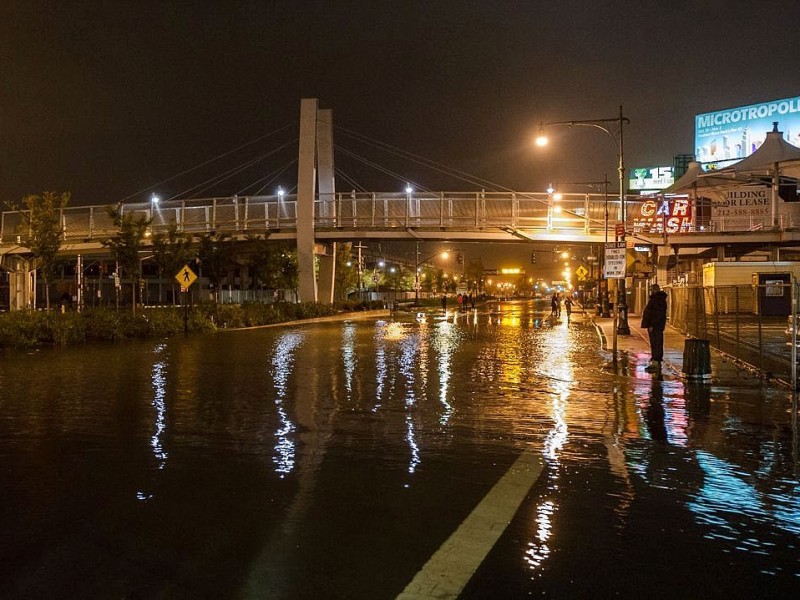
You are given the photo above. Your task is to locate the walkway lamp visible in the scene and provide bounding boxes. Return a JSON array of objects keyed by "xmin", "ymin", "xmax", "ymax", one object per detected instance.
[
  {"xmin": 277, "ymin": 186, "xmax": 285, "ymax": 228},
  {"xmin": 536, "ymin": 106, "xmax": 631, "ymax": 335}
]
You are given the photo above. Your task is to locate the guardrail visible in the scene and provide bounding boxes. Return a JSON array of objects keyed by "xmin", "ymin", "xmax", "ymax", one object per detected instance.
[{"xmin": 2, "ymin": 192, "xmax": 796, "ymax": 244}]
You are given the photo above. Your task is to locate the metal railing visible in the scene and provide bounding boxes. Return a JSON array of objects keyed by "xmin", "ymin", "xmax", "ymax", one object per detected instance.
[
  {"xmin": 667, "ymin": 283, "xmax": 800, "ymax": 388},
  {"xmin": 5, "ymin": 191, "xmax": 792, "ymax": 245}
]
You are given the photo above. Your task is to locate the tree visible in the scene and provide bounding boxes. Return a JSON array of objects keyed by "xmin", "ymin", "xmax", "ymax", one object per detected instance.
[
  {"xmin": 334, "ymin": 242, "xmax": 358, "ymax": 301},
  {"xmin": 275, "ymin": 245, "xmax": 299, "ymax": 301},
  {"xmin": 102, "ymin": 205, "xmax": 151, "ymax": 314},
  {"xmin": 464, "ymin": 258, "xmax": 485, "ymax": 293},
  {"xmin": 151, "ymin": 222, "xmax": 191, "ymax": 304},
  {"xmin": 6, "ymin": 191, "xmax": 69, "ymax": 310},
  {"xmin": 196, "ymin": 232, "xmax": 234, "ymax": 302}
]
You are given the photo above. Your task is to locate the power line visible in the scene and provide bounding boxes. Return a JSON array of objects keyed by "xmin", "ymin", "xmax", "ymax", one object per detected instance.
[{"xmin": 116, "ymin": 123, "xmax": 294, "ymax": 203}]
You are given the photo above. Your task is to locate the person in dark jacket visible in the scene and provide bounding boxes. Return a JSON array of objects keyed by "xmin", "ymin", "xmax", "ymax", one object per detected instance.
[{"xmin": 640, "ymin": 283, "xmax": 668, "ymax": 372}]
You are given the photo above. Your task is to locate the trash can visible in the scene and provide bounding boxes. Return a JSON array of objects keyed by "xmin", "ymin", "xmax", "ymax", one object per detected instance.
[{"xmin": 683, "ymin": 338, "xmax": 711, "ymax": 380}]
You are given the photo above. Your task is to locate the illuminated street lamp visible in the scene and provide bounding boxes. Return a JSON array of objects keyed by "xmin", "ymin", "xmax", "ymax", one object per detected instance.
[
  {"xmin": 536, "ymin": 106, "xmax": 631, "ymax": 335},
  {"xmin": 277, "ymin": 186, "xmax": 285, "ymax": 228},
  {"xmin": 413, "ymin": 243, "xmax": 450, "ymax": 305}
]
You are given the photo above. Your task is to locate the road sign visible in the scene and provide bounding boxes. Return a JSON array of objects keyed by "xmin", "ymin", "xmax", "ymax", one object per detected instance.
[
  {"xmin": 615, "ymin": 222, "xmax": 626, "ymax": 238},
  {"xmin": 175, "ymin": 264, "xmax": 198, "ymax": 288},
  {"xmin": 604, "ymin": 242, "xmax": 627, "ymax": 279},
  {"xmin": 575, "ymin": 265, "xmax": 589, "ymax": 281}
]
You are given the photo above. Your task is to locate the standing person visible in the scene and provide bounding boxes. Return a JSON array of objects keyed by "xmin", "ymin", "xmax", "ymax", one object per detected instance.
[
  {"xmin": 641, "ymin": 283, "xmax": 668, "ymax": 372},
  {"xmin": 441, "ymin": 294, "xmax": 447, "ymax": 311},
  {"xmin": 564, "ymin": 295, "xmax": 573, "ymax": 318}
]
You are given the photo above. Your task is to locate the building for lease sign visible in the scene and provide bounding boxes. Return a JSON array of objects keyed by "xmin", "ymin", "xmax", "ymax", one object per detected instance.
[
  {"xmin": 711, "ymin": 186, "xmax": 769, "ymax": 230},
  {"xmin": 604, "ymin": 242, "xmax": 627, "ymax": 279}
]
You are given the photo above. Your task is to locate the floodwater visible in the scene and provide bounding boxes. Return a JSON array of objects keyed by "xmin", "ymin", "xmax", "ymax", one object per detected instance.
[{"xmin": 0, "ymin": 300, "xmax": 798, "ymax": 599}]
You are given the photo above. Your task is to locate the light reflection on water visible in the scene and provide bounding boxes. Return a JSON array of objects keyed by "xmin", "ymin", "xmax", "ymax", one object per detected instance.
[
  {"xmin": 271, "ymin": 331, "xmax": 304, "ymax": 476},
  {"xmin": 2, "ymin": 300, "xmax": 800, "ymax": 596}
]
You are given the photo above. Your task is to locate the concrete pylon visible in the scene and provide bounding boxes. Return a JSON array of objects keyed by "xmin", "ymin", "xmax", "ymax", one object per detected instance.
[
  {"xmin": 296, "ymin": 98, "xmax": 319, "ymax": 303},
  {"xmin": 316, "ymin": 108, "xmax": 336, "ymax": 304},
  {"xmin": 4, "ymin": 255, "xmax": 35, "ymax": 310},
  {"xmin": 296, "ymin": 99, "xmax": 338, "ymax": 304}
]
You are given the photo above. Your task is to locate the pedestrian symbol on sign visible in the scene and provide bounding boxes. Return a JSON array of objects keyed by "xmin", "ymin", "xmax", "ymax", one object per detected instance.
[{"xmin": 175, "ymin": 264, "xmax": 198, "ymax": 288}]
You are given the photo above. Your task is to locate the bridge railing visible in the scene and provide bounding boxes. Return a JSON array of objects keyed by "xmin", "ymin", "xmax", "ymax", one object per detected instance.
[{"xmin": 3, "ymin": 191, "xmax": 795, "ymax": 243}]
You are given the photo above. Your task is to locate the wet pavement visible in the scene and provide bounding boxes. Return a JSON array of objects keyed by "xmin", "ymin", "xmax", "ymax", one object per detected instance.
[{"xmin": 1, "ymin": 300, "xmax": 798, "ymax": 598}]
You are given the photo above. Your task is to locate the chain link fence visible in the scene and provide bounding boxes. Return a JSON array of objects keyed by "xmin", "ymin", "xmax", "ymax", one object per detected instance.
[{"xmin": 667, "ymin": 283, "xmax": 799, "ymax": 387}]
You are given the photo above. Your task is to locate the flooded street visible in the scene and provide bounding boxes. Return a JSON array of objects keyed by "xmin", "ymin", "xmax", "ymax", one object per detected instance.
[{"xmin": 1, "ymin": 300, "xmax": 799, "ymax": 598}]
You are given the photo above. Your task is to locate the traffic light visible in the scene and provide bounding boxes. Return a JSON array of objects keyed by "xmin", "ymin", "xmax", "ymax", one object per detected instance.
[
  {"xmin": 456, "ymin": 252, "xmax": 463, "ymax": 265},
  {"xmin": 530, "ymin": 252, "xmax": 536, "ymax": 264}
]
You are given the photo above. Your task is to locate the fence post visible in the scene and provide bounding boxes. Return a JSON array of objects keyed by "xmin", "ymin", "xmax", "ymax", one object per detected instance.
[
  {"xmin": 714, "ymin": 287, "xmax": 721, "ymax": 349},
  {"xmin": 735, "ymin": 286, "xmax": 740, "ymax": 358},
  {"xmin": 757, "ymin": 285, "xmax": 764, "ymax": 372},
  {"xmin": 793, "ymin": 279, "xmax": 798, "ymax": 391}
]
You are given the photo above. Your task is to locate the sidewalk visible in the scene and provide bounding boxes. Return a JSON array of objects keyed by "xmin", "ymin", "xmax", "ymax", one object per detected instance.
[{"xmin": 589, "ymin": 311, "xmax": 688, "ymax": 375}]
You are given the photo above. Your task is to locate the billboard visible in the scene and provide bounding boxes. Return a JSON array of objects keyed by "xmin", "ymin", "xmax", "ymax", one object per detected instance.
[
  {"xmin": 629, "ymin": 166, "xmax": 675, "ymax": 193},
  {"xmin": 695, "ymin": 96, "xmax": 800, "ymax": 169}
]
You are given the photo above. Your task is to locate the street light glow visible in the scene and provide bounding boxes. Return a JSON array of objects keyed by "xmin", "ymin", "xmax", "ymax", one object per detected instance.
[{"xmin": 535, "ymin": 123, "xmax": 548, "ymax": 146}]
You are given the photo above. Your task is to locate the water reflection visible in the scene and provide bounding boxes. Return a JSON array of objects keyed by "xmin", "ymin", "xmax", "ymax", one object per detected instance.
[
  {"xmin": 150, "ymin": 343, "xmax": 169, "ymax": 470},
  {"xmin": 526, "ymin": 310, "xmax": 572, "ymax": 574},
  {"xmin": 433, "ymin": 319, "xmax": 457, "ymax": 425},
  {"xmin": 271, "ymin": 332, "xmax": 304, "ymax": 476},
  {"xmin": 5, "ymin": 300, "xmax": 800, "ymax": 597},
  {"xmin": 399, "ymin": 335, "xmax": 421, "ymax": 474}
]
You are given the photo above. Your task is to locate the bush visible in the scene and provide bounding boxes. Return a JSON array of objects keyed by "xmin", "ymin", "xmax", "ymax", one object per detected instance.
[{"xmin": 0, "ymin": 300, "xmax": 387, "ymax": 349}]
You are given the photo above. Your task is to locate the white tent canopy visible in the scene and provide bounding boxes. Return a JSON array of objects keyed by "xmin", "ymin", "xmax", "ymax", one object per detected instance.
[
  {"xmin": 662, "ymin": 160, "xmax": 750, "ymax": 201},
  {"xmin": 723, "ymin": 122, "xmax": 800, "ymax": 175},
  {"xmin": 716, "ymin": 122, "xmax": 800, "ymax": 227}
]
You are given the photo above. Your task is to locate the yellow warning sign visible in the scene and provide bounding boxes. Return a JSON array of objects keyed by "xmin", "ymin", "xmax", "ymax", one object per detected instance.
[
  {"xmin": 575, "ymin": 265, "xmax": 589, "ymax": 281},
  {"xmin": 175, "ymin": 264, "xmax": 198, "ymax": 288}
]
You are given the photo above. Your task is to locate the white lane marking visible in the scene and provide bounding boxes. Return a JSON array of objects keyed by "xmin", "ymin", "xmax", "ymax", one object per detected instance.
[{"xmin": 397, "ymin": 450, "xmax": 545, "ymax": 599}]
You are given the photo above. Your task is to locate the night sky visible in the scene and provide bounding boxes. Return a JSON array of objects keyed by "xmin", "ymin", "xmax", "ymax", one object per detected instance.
[{"xmin": 2, "ymin": 0, "xmax": 799, "ymax": 208}]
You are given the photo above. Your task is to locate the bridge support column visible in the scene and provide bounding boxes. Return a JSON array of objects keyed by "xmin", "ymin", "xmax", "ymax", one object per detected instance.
[
  {"xmin": 316, "ymin": 109, "xmax": 336, "ymax": 305},
  {"xmin": 5, "ymin": 256, "xmax": 35, "ymax": 310},
  {"xmin": 296, "ymin": 98, "xmax": 319, "ymax": 303},
  {"xmin": 296, "ymin": 99, "xmax": 338, "ymax": 305}
]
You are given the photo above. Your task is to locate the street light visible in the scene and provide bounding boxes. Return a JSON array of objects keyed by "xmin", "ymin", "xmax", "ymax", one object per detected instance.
[
  {"xmin": 413, "ymin": 242, "xmax": 450, "ymax": 305},
  {"xmin": 536, "ymin": 106, "xmax": 631, "ymax": 335}
]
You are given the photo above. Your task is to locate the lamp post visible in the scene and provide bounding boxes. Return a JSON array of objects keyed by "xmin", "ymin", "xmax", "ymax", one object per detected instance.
[
  {"xmin": 414, "ymin": 242, "xmax": 450, "ymax": 305},
  {"xmin": 536, "ymin": 105, "xmax": 630, "ymax": 334}
]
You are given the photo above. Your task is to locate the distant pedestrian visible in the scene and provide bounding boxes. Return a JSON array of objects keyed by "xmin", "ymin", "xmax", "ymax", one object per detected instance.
[
  {"xmin": 551, "ymin": 293, "xmax": 560, "ymax": 318},
  {"xmin": 457, "ymin": 293, "xmax": 464, "ymax": 312},
  {"xmin": 564, "ymin": 296, "xmax": 573, "ymax": 318},
  {"xmin": 441, "ymin": 294, "xmax": 447, "ymax": 311},
  {"xmin": 469, "ymin": 293, "xmax": 475, "ymax": 309},
  {"xmin": 641, "ymin": 283, "xmax": 668, "ymax": 372}
]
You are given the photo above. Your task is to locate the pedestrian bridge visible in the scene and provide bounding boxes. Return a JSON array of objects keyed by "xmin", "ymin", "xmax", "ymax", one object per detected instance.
[
  {"xmin": 0, "ymin": 190, "xmax": 773, "ymax": 248},
  {"xmin": 4, "ymin": 190, "xmax": 800, "ymax": 253}
]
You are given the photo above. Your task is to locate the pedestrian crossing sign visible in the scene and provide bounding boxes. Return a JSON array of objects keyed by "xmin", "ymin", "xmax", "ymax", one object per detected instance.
[
  {"xmin": 175, "ymin": 264, "xmax": 198, "ymax": 288},
  {"xmin": 575, "ymin": 266, "xmax": 589, "ymax": 281}
]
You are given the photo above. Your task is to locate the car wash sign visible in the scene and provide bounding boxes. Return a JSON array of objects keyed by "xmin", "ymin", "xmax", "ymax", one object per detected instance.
[
  {"xmin": 632, "ymin": 198, "xmax": 692, "ymax": 234},
  {"xmin": 695, "ymin": 95, "xmax": 800, "ymax": 169}
]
